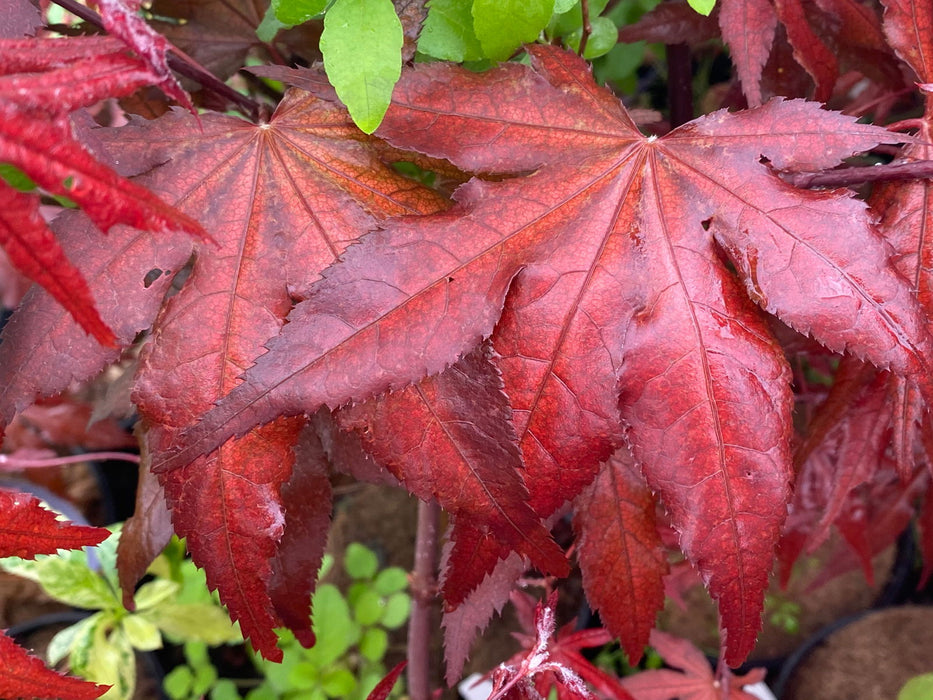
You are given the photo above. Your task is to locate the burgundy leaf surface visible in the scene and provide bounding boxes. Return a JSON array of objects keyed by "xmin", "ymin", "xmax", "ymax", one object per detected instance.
[
  {"xmin": 155, "ymin": 46, "xmax": 929, "ymax": 665},
  {"xmin": 0, "ymin": 37, "xmax": 205, "ymax": 345},
  {"xmin": 573, "ymin": 448, "xmax": 668, "ymax": 662}
]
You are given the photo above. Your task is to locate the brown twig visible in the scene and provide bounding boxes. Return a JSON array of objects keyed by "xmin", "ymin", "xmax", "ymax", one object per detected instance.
[
  {"xmin": 783, "ymin": 159, "xmax": 933, "ymax": 189},
  {"xmin": 578, "ymin": 0, "xmax": 592, "ymax": 58},
  {"xmin": 407, "ymin": 500, "xmax": 440, "ymax": 700},
  {"xmin": 49, "ymin": 0, "xmax": 261, "ymax": 121}
]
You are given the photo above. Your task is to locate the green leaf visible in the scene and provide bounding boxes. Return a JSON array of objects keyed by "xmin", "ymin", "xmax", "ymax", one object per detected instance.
[
  {"xmin": 275, "ymin": 0, "xmax": 329, "ymax": 24},
  {"xmin": 320, "ymin": 0, "xmax": 403, "ymax": 133},
  {"xmin": 319, "ymin": 553, "xmax": 335, "ymax": 579},
  {"xmin": 687, "ymin": 0, "xmax": 715, "ymax": 15},
  {"xmin": 352, "ymin": 588, "xmax": 384, "ymax": 626},
  {"xmin": 256, "ymin": 9, "xmax": 288, "ymax": 42},
  {"xmin": 211, "ymin": 679, "xmax": 241, "ymax": 700},
  {"xmin": 122, "ymin": 614, "xmax": 163, "ymax": 651},
  {"xmin": 359, "ymin": 627, "xmax": 388, "ymax": 662},
  {"xmin": 184, "ymin": 640, "xmax": 210, "ymax": 669},
  {"xmin": 418, "ymin": 0, "xmax": 484, "ymax": 61},
  {"xmin": 163, "ymin": 666, "xmax": 194, "ymax": 700},
  {"xmin": 289, "ymin": 661, "xmax": 319, "ymax": 689},
  {"xmin": 76, "ymin": 624, "xmax": 136, "ymax": 700},
  {"xmin": 373, "ymin": 567, "xmax": 408, "ymax": 595},
  {"xmin": 142, "ymin": 603, "xmax": 242, "ymax": 645},
  {"xmin": 134, "ymin": 578, "xmax": 180, "ymax": 610},
  {"xmin": 472, "ymin": 0, "xmax": 554, "ymax": 60},
  {"xmin": 553, "ymin": 0, "xmax": 576, "ymax": 12},
  {"xmin": 380, "ymin": 592, "xmax": 411, "ymax": 629},
  {"xmin": 245, "ymin": 686, "xmax": 280, "ymax": 700},
  {"xmin": 900, "ymin": 674, "xmax": 933, "ymax": 700},
  {"xmin": 594, "ymin": 40, "xmax": 645, "ymax": 84},
  {"xmin": 47, "ymin": 612, "xmax": 102, "ymax": 667},
  {"xmin": 0, "ymin": 163, "xmax": 38, "ymax": 191},
  {"xmin": 321, "ymin": 668, "xmax": 357, "ymax": 697},
  {"xmin": 567, "ymin": 15, "xmax": 617, "ymax": 58},
  {"xmin": 192, "ymin": 661, "xmax": 219, "ymax": 695},
  {"xmin": 15, "ymin": 556, "xmax": 118, "ymax": 610},
  {"xmin": 310, "ymin": 584, "xmax": 360, "ymax": 666},
  {"xmin": 344, "ymin": 543, "xmax": 379, "ymax": 580}
]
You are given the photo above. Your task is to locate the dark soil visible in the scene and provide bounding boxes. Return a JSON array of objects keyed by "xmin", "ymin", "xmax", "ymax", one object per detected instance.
[
  {"xmin": 780, "ymin": 606, "xmax": 933, "ymax": 700},
  {"xmin": 658, "ymin": 533, "xmax": 899, "ymax": 665}
]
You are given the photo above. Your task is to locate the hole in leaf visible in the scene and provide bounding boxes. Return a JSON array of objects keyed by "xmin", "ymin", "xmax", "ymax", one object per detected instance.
[
  {"xmin": 701, "ymin": 218, "xmax": 712, "ymax": 231},
  {"xmin": 144, "ymin": 268, "xmax": 165, "ymax": 288}
]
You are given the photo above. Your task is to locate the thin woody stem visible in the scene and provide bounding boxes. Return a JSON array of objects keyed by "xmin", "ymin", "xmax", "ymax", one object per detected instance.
[
  {"xmin": 578, "ymin": 0, "xmax": 592, "ymax": 58},
  {"xmin": 0, "ymin": 451, "xmax": 140, "ymax": 468},
  {"xmin": 50, "ymin": 0, "xmax": 261, "ymax": 120},
  {"xmin": 407, "ymin": 499, "xmax": 440, "ymax": 700},
  {"xmin": 784, "ymin": 159, "xmax": 933, "ymax": 189}
]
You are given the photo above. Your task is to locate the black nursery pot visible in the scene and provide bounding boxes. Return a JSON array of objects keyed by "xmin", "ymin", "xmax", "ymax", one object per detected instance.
[{"xmin": 772, "ymin": 605, "xmax": 933, "ymax": 700}]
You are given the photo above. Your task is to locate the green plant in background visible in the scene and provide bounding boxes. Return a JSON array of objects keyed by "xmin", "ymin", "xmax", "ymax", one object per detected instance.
[
  {"xmin": 899, "ymin": 672, "xmax": 933, "ymax": 700},
  {"xmin": 246, "ymin": 543, "xmax": 411, "ymax": 700},
  {"xmin": 256, "ymin": 0, "xmax": 665, "ymax": 133},
  {"xmin": 764, "ymin": 593, "xmax": 802, "ymax": 636},
  {"xmin": 0, "ymin": 527, "xmax": 242, "ymax": 700},
  {"xmin": 162, "ymin": 542, "xmax": 411, "ymax": 700}
]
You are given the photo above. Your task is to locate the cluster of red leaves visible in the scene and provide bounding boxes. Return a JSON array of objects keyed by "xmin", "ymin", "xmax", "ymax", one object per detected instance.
[{"xmin": 3, "ymin": 0, "xmax": 933, "ymax": 696}]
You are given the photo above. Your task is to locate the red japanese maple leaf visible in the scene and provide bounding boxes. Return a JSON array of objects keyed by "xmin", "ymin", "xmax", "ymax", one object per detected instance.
[
  {"xmin": 620, "ymin": 630, "xmax": 765, "ymax": 700},
  {"xmin": 154, "ymin": 45, "xmax": 930, "ymax": 665},
  {"xmin": 0, "ymin": 36, "xmax": 205, "ymax": 346},
  {"xmin": 488, "ymin": 591, "xmax": 634, "ymax": 700}
]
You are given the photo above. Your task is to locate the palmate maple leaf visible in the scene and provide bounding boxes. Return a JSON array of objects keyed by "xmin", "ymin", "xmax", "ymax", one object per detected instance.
[
  {"xmin": 0, "ymin": 36, "xmax": 205, "ymax": 346},
  {"xmin": 153, "ymin": 45, "xmax": 933, "ymax": 665},
  {"xmin": 619, "ymin": 630, "xmax": 765, "ymax": 700}
]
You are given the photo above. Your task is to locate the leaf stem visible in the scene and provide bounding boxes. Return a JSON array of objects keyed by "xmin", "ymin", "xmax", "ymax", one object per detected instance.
[
  {"xmin": 49, "ymin": 0, "xmax": 261, "ymax": 121},
  {"xmin": 666, "ymin": 43, "xmax": 693, "ymax": 128},
  {"xmin": 0, "ymin": 451, "xmax": 140, "ymax": 469},
  {"xmin": 407, "ymin": 500, "xmax": 440, "ymax": 700},
  {"xmin": 578, "ymin": 0, "xmax": 592, "ymax": 58},
  {"xmin": 784, "ymin": 159, "xmax": 933, "ymax": 188}
]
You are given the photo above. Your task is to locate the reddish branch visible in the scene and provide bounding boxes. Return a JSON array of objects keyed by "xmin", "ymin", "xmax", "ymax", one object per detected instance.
[
  {"xmin": 407, "ymin": 500, "xmax": 440, "ymax": 700},
  {"xmin": 785, "ymin": 159, "xmax": 933, "ymax": 188},
  {"xmin": 578, "ymin": 0, "xmax": 592, "ymax": 58}
]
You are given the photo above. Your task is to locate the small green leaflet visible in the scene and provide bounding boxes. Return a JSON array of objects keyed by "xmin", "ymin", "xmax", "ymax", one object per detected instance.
[
  {"xmin": 418, "ymin": 0, "xmax": 484, "ymax": 62},
  {"xmin": 687, "ymin": 0, "xmax": 715, "ymax": 16},
  {"xmin": 473, "ymin": 0, "xmax": 554, "ymax": 60},
  {"xmin": 256, "ymin": 0, "xmax": 329, "ymax": 41},
  {"xmin": 320, "ymin": 0, "xmax": 403, "ymax": 133},
  {"xmin": 275, "ymin": 0, "xmax": 329, "ymax": 24}
]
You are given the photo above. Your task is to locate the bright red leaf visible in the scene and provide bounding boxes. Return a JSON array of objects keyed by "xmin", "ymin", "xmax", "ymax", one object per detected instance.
[
  {"xmin": 91, "ymin": 0, "xmax": 192, "ymax": 111},
  {"xmin": 366, "ymin": 661, "xmax": 408, "ymax": 700},
  {"xmin": 0, "ymin": 488, "xmax": 109, "ymax": 557},
  {"xmin": 488, "ymin": 591, "xmax": 633, "ymax": 700},
  {"xmin": 0, "ymin": 36, "xmax": 205, "ymax": 345},
  {"xmin": 620, "ymin": 630, "xmax": 765, "ymax": 700},
  {"xmin": 337, "ymin": 342, "xmax": 568, "ymax": 605},
  {"xmin": 0, "ymin": 632, "xmax": 107, "ymax": 700},
  {"xmin": 155, "ymin": 45, "xmax": 930, "ymax": 665},
  {"xmin": 573, "ymin": 448, "xmax": 668, "ymax": 663},
  {"xmin": 113, "ymin": 88, "xmax": 445, "ymax": 659},
  {"xmin": 0, "ymin": 488, "xmax": 110, "ymax": 697}
]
